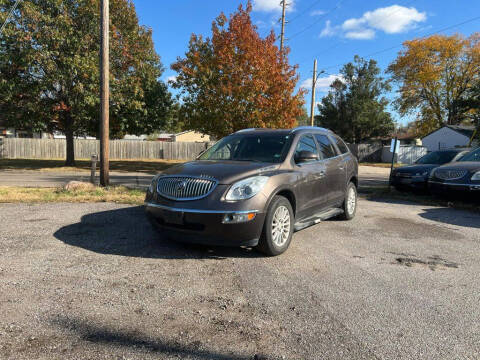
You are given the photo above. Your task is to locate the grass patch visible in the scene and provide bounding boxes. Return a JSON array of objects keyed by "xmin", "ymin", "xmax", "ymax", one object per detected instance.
[
  {"xmin": 0, "ymin": 158, "xmax": 183, "ymax": 174},
  {"xmin": 360, "ymin": 163, "xmax": 404, "ymax": 168},
  {"xmin": 0, "ymin": 186, "xmax": 146, "ymax": 205},
  {"xmin": 359, "ymin": 185, "xmax": 480, "ymax": 212}
]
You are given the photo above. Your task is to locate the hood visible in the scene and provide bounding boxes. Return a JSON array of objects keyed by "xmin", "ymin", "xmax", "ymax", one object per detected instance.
[
  {"xmin": 159, "ymin": 160, "xmax": 279, "ymax": 184},
  {"xmin": 395, "ymin": 164, "xmax": 437, "ymax": 174},
  {"xmin": 436, "ymin": 161, "xmax": 480, "ymax": 172}
]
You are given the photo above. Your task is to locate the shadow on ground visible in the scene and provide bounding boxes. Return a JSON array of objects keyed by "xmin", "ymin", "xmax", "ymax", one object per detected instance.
[
  {"xmin": 53, "ymin": 206, "xmax": 261, "ymax": 259},
  {"xmin": 50, "ymin": 315, "xmax": 257, "ymax": 360},
  {"xmin": 418, "ymin": 207, "xmax": 480, "ymax": 229}
]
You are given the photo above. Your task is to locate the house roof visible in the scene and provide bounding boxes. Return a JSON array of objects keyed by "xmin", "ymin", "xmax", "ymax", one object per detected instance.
[
  {"xmin": 422, "ymin": 125, "xmax": 475, "ymax": 139},
  {"xmin": 446, "ymin": 125, "xmax": 475, "ymax": 138}
]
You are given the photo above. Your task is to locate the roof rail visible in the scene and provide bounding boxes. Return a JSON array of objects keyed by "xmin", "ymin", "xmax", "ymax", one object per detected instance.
[{"xmin": 292, "ymin": 126, "xmax": 330, "ymax": 132}]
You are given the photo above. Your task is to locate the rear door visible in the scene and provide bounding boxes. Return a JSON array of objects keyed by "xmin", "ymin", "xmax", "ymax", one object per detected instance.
[
  {"xmin": 292, "ymin": 134, "xmax": 328, "ymax": 218},
  {"xmin": 314, "ymin": 133, "xmax": 345, "ymax": 205}
]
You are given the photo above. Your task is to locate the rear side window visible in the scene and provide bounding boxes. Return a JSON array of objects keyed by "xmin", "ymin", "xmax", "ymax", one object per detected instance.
[
  {"xmin": 295, "ymin": 134, "xmax": 318, "ymax": 160},
  {"xmin": 315, "ymin": 134, "xmax": 336, "ymax": 159},
  {"xmin": 332, "ymin": 135, "xmax": 349, "ymax": 154}
]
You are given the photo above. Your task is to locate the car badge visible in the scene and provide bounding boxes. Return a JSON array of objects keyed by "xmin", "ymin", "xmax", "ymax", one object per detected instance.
[{"xmin": 177, "ymin": 180, "xmax": 188, "ymax": 192}]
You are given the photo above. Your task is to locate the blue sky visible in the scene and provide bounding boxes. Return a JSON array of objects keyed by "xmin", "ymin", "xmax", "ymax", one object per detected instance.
[{"xmin": 134, "ymin": 0, "xmax": 480, "ymax": 125}]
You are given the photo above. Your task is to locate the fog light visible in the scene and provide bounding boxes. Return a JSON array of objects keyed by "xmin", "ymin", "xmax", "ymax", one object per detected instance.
[{"xmin": 222, "ymin": 212, "xmax": 256, "ymax": 224}]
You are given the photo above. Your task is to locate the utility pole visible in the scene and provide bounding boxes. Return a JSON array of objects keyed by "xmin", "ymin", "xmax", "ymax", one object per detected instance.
[
  {"xmin": 280, "ymin": 0, "xmax": 287, "ymax": 53},
  {"xmin": 100, "ymin": 0, "xmax": 110, "ymax": 186},
  {"xmin": 310, "ymin": 59, "xmax": 317, "ymax": 126}
]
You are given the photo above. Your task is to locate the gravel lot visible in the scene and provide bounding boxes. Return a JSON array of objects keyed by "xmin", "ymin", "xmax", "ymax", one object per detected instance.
[{"xmin": 1, "ymin": 199, "xmax": 479, "ymax": 359}]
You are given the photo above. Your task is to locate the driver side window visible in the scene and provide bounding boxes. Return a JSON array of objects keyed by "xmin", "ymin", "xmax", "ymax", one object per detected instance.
[{"xmin": 294, "ymin": 134, "xmax": 319, "ymax": 163}]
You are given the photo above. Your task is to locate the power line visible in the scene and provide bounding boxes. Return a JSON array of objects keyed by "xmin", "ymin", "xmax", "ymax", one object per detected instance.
[
  {"xmin": 288, "ymin": 0, "xmax": 324, "ymax": 23},
  {"xmin": 320, "ymin": 14, "xmax": 480, "ymax": 72},
  {"xmin": 0, "ymin": 0, "xmax": 22, "ymax": 35},
  {"xmin": 289, "ymin": 0, "xmax": 346, "ymax": 40},
  {"xmin": 297, "ymin": 0, "xmax": 418, "ymax": 65}
]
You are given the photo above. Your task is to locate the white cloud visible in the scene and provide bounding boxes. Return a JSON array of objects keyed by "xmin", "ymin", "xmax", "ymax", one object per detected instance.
[
  {"xmin": 253, "ymin": 0, "xmax": 295, "ymax": 13},
  {"xmin": 363, "ymin": 5, "xmax": 426, "ymax": 33},
  {"xmin": 340, "ymin": 5, "xmax": 426, "ymax": 40},
  {"xmin": 166, "ymin": 75, "xmax": 177, "ymax": 84},
  {"xmin": 310, "ymin": 9, "xmax": 325, "ymax": 16},
  {"xmin": 319, "ymin": 20, "xmax": 337, "ymax": 38},
  {"xmin": 345, "ymin": 28, "xmax": 375, "ymax": 40},
  {"xmin": 319, "ymin": 5, "xmax": 427, "ymax": 40},
  {"xmin": 300, "ymin": 74, "xmax": 343, "ymax": 92}
]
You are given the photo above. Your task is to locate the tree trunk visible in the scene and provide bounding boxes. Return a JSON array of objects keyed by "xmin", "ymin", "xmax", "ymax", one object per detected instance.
[{"xmin": 64, "ymin": 114, "xmax": 75, "ymax": 166}]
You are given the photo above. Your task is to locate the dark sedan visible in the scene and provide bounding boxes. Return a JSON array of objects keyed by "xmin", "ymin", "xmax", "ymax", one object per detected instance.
[
  {"xmin": 390, "ymin": 150, "xmax": 468, "ymax": 192},
  {"xmin": 429, "ymin": 147, "xmax": 480, "ymax": 196}
]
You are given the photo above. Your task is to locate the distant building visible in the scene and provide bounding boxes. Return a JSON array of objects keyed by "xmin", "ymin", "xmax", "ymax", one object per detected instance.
[
  {"xmin": 421, "ymin": 125, "xmax": 477, "ymax": 152},
  {"xmin": 171, "ymin": 130, "xmax": 210, "ymax": 143}
]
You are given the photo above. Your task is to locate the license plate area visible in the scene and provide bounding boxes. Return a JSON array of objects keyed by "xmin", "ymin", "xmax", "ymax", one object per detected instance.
[
  {"xmin": 399, "ymin": 178, "xmax": 411, "ymax": 184},
  {"xmin": 162, "ymin": 209, "xmax": 184, "ymax": 225}
]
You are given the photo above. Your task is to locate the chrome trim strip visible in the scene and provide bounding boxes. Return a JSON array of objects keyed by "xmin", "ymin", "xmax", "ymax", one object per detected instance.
[
  {"xmin": 429, "ymin": 181, "xmax": 479, "ymax": 187},
  {"xmin": 145, "ymin": 202, "xmax": 259, "ymax": 214}
]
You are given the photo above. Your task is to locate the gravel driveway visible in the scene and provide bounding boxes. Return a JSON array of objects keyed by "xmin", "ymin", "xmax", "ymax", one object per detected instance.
[{"xmin": 1, "ymin": 199, "xmax": 479, "ymax": 359}]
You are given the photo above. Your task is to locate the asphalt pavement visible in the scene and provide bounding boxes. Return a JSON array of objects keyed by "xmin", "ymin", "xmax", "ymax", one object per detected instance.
[{"xmin": 1, "ymin": 199, "xmax": 479, "ymax": 359}]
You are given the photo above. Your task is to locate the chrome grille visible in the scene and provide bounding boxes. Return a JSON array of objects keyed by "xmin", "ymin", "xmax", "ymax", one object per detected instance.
[
  {"xmin": 435, "ymin": 169, "xmax": 468, "ymax": 180},
  {"xmin": 156, "ymin": 176, "xmax": 217, "ymax": 201}
]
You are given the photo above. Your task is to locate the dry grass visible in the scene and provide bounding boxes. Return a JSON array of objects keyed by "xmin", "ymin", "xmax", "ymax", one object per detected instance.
[
  {"xmin": 0, "ymin": 186, "xmax": 145, "ymax": 205},
  {"xmin": 0, "ymin": 158, "xmax": 183, "ymax": 174}
]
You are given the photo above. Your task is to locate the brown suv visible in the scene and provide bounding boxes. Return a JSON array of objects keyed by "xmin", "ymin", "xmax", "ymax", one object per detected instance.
[{"xmin": 145, "ymin": 127, "xmax": 358, "ymax": 256}]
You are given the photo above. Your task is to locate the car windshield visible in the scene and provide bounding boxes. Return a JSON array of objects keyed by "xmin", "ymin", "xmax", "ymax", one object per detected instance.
[
  {"xmin": 459, "ymin": 148, "xmax": 480, "ymax": 162},
  {"xmin": 415, "ymin": 151, "xmax": 459, "ymax": 165},
  {"xmin": 198, "ymin": 134, "xmax": 291, "ymax": 163}
]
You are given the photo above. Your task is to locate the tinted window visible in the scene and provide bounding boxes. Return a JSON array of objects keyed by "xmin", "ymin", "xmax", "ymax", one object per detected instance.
[
  {"xmin": 199, "ymin": 134, "xmax": 291, "ymax": 163},
  {"xmin": 332, "ymin": 135, "xmax": 349, "ymax": 154},
  {"xmin": 294, "ymin": 134, "xmax": 318, "ymax": 162},
  {"xmin": 415, "ymin": 151, "xmax": 460, "ymax": 165},
  {"xmin": 315, "ymin": 134, "xmax": 336, "ymax": 159},
  {"xmin": 460, "ymin": 148, "xmax": 480, "ymax": 162}
]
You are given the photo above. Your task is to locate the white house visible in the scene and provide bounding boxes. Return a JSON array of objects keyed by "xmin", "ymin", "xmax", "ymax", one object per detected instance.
[{"xmin": 421, "ymin": 125, "xmax": 477, "ymax": 152}]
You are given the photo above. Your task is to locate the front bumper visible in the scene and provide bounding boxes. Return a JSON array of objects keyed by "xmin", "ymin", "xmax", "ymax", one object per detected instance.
[
  {"xmin": 390, "ymin": 175, "xmax": 428, "ymax": 189},
  {"xmin": 145, "ymin": 202, "xmax": 266, "ymax": 247},
  {"xmin": 429, "ymin": 181, "xmax": 480, "ymax": 193}
]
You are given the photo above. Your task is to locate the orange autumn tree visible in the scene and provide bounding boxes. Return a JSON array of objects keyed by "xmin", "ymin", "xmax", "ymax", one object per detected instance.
[
  {"xmin": 171, "ymin": 2, "xmax": 305, "ymax": 138},
  {"xmin": 388, "ymin": 33, "xmax": 480, "ymax": 135}
]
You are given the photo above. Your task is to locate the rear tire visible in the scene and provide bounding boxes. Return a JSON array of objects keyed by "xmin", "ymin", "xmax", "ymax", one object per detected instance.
[
  {"xmin": 257, "ymin": 195, "xmax": 294, "ymax": 256},
  {"xmin": 339, "ymin": 182, "xmax": 357, "ymax": 220}
]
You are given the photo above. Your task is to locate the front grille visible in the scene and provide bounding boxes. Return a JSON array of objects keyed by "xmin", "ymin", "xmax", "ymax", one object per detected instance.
[
  {"xmin": 434, "ymin": 169, "xmax": 468, "ymax": 180},
  {"xmin": 156, "ymin": 176, "xmax": 217, "ymax": 201}
]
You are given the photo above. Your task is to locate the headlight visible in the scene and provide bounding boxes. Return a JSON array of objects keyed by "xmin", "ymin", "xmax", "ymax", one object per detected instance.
[
  {"xmin": 415, "ymin": 171, "xmax": 429, "ymax": 177},
  {"xmin": 225, "ymin": 176, "xmax": 269, "ymax": 201},
  {"xmin": 472, "ymin": 171, "xmax": 480, "ymax": 181},
  {"xmin": 148, "ymin": 176, "xmax": 158, "ymax": 193},
  {"xmin": 429, "ymin": 169, "xmax": 436, "ymax": 178}
]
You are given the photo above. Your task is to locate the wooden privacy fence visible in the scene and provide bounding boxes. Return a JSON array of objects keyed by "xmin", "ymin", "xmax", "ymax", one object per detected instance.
[
  {"xmin": 347, "ymin": 143, "xmax": 383, "ymax": 162},
  {"xmin": 1, "ymin": 138, "xmax": 211, "ymax": 160}
]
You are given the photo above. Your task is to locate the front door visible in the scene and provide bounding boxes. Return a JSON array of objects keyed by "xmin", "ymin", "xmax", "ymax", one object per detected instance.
[{"xmin": 292, "ymin": 134, "xmax": 328, "ymax": 219}]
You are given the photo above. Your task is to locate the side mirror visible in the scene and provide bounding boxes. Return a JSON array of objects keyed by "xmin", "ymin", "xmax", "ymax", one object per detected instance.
[{"xmin": 295, "ymin": 150, "xmax": 318, "ymax": 164}]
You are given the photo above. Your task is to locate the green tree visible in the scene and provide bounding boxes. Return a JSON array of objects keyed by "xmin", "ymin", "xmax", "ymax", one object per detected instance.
[
  {"xmin": 171, "ymin": 2, "xmax": 304, "ymax": 139},
  {"xmin": 315, "ymin": 56, "xmax": 394, "ymax": 143},
  {"xmin": 388, "ymin": 34, "xmax": 480, "ymax": 135},
  {"xmin": 453, "ymin": 81, "xmax": 480, "ymax": 142},
  {"xmin": 0, "ymin": 0, "xmax": 172, "ymax": 165}
]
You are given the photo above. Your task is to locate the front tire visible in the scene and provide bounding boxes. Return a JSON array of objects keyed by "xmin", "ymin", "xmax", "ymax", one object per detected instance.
[
  {"xmin": 340, "ymin": 182, "xmax": 357, "ymax": 220},
  {"xmin": 257, "ymin": 195, "xmax": 294, "ymax": 256}
]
